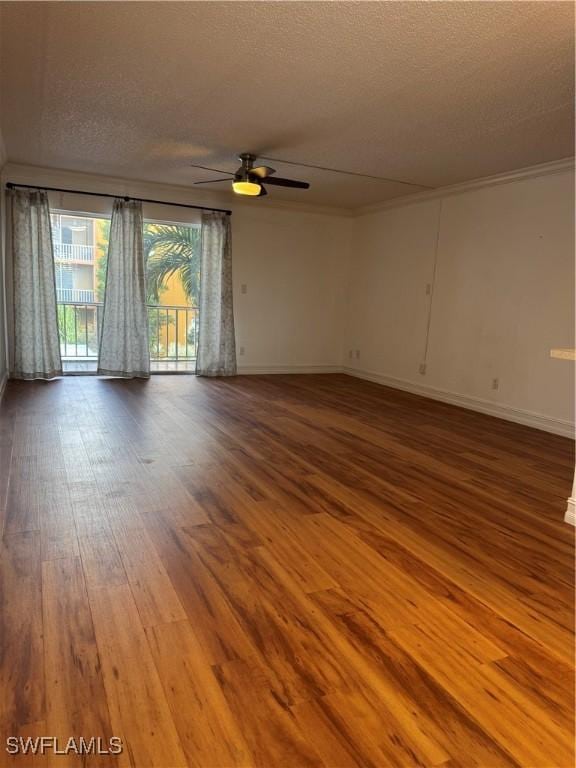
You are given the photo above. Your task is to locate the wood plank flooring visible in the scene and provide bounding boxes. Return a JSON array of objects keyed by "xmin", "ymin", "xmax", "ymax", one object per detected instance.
[{"xmin": 0, "ymin": 373, "xmax": 574, "ymax": 767}]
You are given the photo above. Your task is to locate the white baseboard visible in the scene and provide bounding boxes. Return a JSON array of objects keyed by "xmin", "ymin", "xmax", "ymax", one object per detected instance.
[
  {"xmin": 237, "ymin": 364, "xmax": 342, "ymax": 375},
  {"xmin": 565, "ymin": 498, "xmax": 576, "ymax": 526},
  {"xmin": 236, "ymin": 364, "xmax": 574, "ymax": 438},
  {"xmin": 0, "ymin": 361, "xmax": 567, "ymax": 436},
  {"xmin": 342, "ymin": 366, "xmax": 575, "ymax": 439}
]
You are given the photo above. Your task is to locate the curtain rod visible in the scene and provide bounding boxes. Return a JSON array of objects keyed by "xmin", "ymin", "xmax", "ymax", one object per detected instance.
[{"xmin": 5, "ymin": 182, "xmax": 232, "ymax": 215}]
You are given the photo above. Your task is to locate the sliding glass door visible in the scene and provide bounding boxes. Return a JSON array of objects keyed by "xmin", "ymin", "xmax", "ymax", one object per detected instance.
[
  {"xmin": 51, "ymin": 211, "xmax": 199, "ymax": 373},
  {"xmin": 51, "ymin": 212, "xmax": 104, "ymax": 372},
  {"xmin": 143, "ymin": 222, "xmax": 200, "ymax": 372}
]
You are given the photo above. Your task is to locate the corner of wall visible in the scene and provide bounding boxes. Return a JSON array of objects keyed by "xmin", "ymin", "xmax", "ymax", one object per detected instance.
[
  {"xmin": 0, "ymin": 147, "xmax": 9, "ymax": 389},
  {"xmin": 342, "ymin": 161, "xmax": 575, "ymax": 438},
  {"xmin": 338, "ymin": 216, "xmax": 356, "ymax": 369}
]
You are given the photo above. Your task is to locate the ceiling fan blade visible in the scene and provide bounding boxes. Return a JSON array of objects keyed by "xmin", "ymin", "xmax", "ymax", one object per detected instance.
[
  {"xmin": 261, "ymin": 176, "xmax": 310, "ymax": 189},
  {"xmin": 250, "ymin": 165, "xmax": 276, "ymax": 179},
  {"xmin": 257, "ymin": 185, "xmax": 268, "ymax": 197},
  {"xmin": 189, "ymin": 163, "xmax": 234, "ymax": 175},
  {"xmin": 193, "ymin": 178, "xmax": 234, "ymax": 185}
]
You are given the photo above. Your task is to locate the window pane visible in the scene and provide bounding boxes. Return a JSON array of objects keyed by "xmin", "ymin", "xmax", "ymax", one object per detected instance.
[{"xmin": 144, "ymin": 222, "xmax": 199, "ymax": 370}]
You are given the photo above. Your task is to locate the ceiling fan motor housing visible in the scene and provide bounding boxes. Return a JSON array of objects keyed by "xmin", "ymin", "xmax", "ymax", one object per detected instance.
[{"xmin": 236, "ymin": 153, "xmax": 257, "ymax": 181}]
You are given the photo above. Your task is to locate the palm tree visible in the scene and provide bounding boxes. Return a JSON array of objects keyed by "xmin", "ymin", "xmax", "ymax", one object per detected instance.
[{"xmin": 143, "ymin": 224, "xmax": 201, "ymax": 304}]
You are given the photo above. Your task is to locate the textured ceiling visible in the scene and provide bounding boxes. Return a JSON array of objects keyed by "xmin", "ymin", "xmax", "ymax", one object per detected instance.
[{"xmin": 0, "ymin": 1, "xmax": 573, "ymax": 210}]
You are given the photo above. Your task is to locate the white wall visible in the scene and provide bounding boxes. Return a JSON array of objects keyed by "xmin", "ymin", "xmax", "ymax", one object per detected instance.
[
  {"xmin": 345, "ymin": 168, "xmax": 575, "ymax": 435},
  {"xmin": 233, "ymin": 206, "xmax": 349, "ymax": 371},
  {"xmin": 1, "ymin": 164, "xmax": 352, "ymax": 373},
  {"xmin": 1, "ymin": 161, "xmax": 574, "ymax": 437}
]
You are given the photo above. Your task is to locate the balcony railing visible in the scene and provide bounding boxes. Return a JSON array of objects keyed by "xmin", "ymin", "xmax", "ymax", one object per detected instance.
[
  {"xmin": 57, "ymin": 301, "xmax": 198, "ymax": 361},
  {"xmin": 57, "ymin": 288, "xmax": 95, "ymax": 303},
  {"xmin": 147, "ymin": 304, "xmax": 199, "ymax": 361},
  {"xmin": 54, "ymin": 242, "xmax": 95, "ymax": 262}
]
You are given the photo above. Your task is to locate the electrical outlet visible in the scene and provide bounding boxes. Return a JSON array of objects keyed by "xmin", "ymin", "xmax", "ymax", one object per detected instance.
[
  {"xmin": 240, "ymin": 284, "xmax": 247, "ymax": 294},
  {"xmin": 355, "ymin": 350, "xmax": 360, "ymax": 360},
  {"xmin": 239, "ymin": 346, "xmax": 245, "ymax": 356},
  {"xmin": 419, "ymin": 363, "xmax": 427, "ymax": 375},
  {"xmin": 492, "ymin": 377, "xmax": 499, "ymax": 390}
]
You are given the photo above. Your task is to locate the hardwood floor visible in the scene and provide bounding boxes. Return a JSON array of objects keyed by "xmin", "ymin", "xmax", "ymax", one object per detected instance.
[{"xmin": 0, "ymin": 373, "xmax": 573, "ymax": 767}]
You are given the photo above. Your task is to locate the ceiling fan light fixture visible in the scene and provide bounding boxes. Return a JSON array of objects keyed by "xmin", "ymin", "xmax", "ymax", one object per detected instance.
[
  {"xmin": 232, "ymin": 180, "xmax": 262, "ymax": 196},
  {"xmin": 191, "ymin": 154, "xmax": 308, "ymax": 196}
]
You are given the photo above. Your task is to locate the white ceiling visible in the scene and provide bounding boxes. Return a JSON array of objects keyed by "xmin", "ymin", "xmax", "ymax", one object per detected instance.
[{"xmin": 0, "ymin": 1, "xmax": 573, "ymax": 210}]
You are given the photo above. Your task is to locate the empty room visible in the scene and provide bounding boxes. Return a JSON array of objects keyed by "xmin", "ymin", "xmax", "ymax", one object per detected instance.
[{"xmin": 0, "ymin": 1, "xmax": 574, "ymax": 766}]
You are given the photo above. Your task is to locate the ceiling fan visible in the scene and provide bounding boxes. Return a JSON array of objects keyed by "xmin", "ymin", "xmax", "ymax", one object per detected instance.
[{"xmin": 191, "ymin": 153, "xmax": 310, "ymax": 197}]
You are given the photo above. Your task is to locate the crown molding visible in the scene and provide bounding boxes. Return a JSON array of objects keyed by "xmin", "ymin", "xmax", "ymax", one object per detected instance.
[
  {"xmin": 3, "ymin": 157, "xmax": 573, "ymax": 219},
  {"xmin": 1, "ymin": 162, "xmax": 353, "ymax": 219},
  {"xmin": 354, "ymin": 156, "xmax": 575, "ymax": 217}
]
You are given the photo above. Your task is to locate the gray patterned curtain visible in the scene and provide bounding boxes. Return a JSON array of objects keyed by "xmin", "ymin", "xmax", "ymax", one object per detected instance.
[
  {"xmin": 10, "ymin": 189, "xmax": 62, "ymax": 380},
  {"xmin": 97, "ymin": 199, "xmax": 150, "ymax": 378},
  {"xmin": 196, "ymin": 212, "xmax": 237, "ymax": 376}
]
